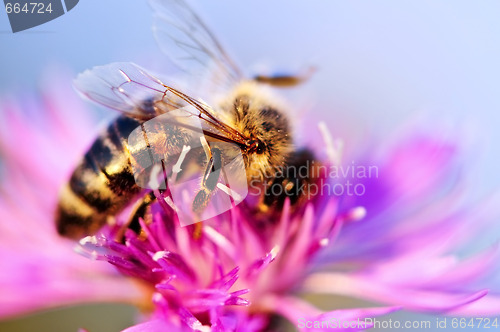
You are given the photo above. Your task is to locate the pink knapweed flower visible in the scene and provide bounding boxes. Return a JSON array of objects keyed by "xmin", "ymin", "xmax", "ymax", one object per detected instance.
[
  {"xmin": 0, "ymin": 76, "xmax": 146, "ymax": 317},
  {"xmin": 1, "ymin": 73, "xmax": 500, "ymax": 331}
]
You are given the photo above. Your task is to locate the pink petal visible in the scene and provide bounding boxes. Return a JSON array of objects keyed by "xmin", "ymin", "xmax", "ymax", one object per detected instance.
[
  {"xmin": 121, "ymin": 319, "xmax": 185, "ymax": 332},
  {"xmin": 266, "ymin": 295, "xmax": 399, "ymax": 331},
  {"xmin": 303, "ymin": 273, "xmax": 488, "ymax": 313}
]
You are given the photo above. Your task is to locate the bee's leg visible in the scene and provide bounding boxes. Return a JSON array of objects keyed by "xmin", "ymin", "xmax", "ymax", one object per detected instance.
[
  {"xmin": 192, "ymin": 137, "xmax": 213, "ymax": 238},
  {"xmin": 253, "ymin": 67, "xmax": 316, "ymax": 87},
  {"xmin": 193, "ymin": 147, "xmax": 223, "ymax": 212},
  {"xmin": 257, "ymin": 178, "xmax": 276, "ymax": 213},
  {"xmin": 192, "ymin": 147, "xmax": 223, "ymax": 238},
  {"xmin": 115, "ymin": 191, "xmax": 156, "ymax": 241},
  {"xmin": 199, "ymin": 135, "xmax": 213, "ymax": 161},
  {"xmin": 202, "ymin": 148, "xmax": 223, "ymax": 193},
  {"xmin": 260, "ymin": 149, "xmax": 317, "ymax": 213}
]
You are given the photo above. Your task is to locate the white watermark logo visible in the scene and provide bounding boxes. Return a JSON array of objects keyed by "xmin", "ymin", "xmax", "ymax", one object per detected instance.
[
  {"xmin": 128, "ymin": 109, "xmax": 248, "ymax": 227},
  {"xmin": 128, "ymin": 111, "xmax": 379, "ymax": 226},
  {"xmin": 249, "ymin": 160, "xmax": 379, "ymax": 200}
]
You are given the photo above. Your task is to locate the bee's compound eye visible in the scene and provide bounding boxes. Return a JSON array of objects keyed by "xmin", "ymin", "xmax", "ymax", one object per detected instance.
[
  {"xmin": 256, "ymin": 141, "xmax": 266, "ymax": 154},
  {"xmin": 248, "ymin": 139, "xmax": 266, "ymax": 154}
]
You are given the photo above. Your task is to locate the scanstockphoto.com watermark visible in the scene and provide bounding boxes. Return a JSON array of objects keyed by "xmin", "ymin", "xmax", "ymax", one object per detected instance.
[
  {"xmin": 249, "ymin": 160, "xmax": 379, "ymax": 199},
  {"xmin": 297, "ymin": 317, "xmax": 500, "ymax": 329}
]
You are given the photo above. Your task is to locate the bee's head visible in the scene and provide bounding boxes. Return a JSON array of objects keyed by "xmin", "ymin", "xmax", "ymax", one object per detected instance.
[
  {"xmin": 225, "ymin": 82, "xmax": 293, "ymax": 180},
  {"xmin": 247, "ymin": 138, "xmax": 266, "ymax": 155}
]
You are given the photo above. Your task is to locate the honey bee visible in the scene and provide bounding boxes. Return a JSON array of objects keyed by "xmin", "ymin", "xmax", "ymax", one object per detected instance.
[{"xmin": 56, "ymin": 0, "xmax": 317, "ymax": 239}]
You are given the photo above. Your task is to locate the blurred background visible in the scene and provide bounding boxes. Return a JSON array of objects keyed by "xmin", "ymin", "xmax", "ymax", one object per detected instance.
[{"xmin": 1, "ymin": 0, "xmax": 499, "ymax": 331}]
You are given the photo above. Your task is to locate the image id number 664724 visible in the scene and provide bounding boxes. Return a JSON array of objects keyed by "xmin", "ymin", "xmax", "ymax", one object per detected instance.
[{"xmin": 5, "ymin": 2, "xmax": 53, "ymax": 14}]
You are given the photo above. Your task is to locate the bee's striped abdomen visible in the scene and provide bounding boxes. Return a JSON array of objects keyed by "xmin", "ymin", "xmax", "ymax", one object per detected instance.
[{"xmin": 56, "ymin": 116, "xmax": 143, "ymax": 239}]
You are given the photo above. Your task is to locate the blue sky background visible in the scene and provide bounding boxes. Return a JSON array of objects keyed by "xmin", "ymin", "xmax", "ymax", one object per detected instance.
[{"xmin": 1, "ymin": 1, "xmax": 500, "ymax": 330}]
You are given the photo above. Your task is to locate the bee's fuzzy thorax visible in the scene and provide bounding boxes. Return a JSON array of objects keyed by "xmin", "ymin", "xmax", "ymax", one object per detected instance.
[{"xmin": 220, "ymin": 81, "xmax": 293, "ymax": 180}]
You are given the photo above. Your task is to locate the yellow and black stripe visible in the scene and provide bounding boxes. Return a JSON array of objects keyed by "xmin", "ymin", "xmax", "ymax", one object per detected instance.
[{"xmin": 56, "ymin": 116, "xmax": 143, "ymax": 239}]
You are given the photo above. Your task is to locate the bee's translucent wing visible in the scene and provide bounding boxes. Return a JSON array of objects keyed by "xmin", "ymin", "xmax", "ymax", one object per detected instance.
[
  {"xmin": 149, "ymin": 0, "xmax": 243, "ymax": 86},
  {"xmin": 74, "ymin": 62, "xmax": 188, "ymax": 120},
  {"xmin": 74, "ymin": 62, "xmax": 249, "ymax": 147},
  {"xmin": 75, "ymin": 62, "xmax": 249, "ymax": 226}
]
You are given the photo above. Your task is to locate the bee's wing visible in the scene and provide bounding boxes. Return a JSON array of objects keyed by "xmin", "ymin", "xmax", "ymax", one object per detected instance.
[
  {"xmin": 75, "ymin": 62, "xmax": 249, "ymax": 225},
  {"xmin": 74, "ymin": 62, "xmax": 187, "ymax": 120},
  {"xmin": 74, "ymin": 62, "xmax": 249, "ymax": 147},
  {"xmin": 149, "ymin": 0, "xmax": 243, "ymax": 87}
]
